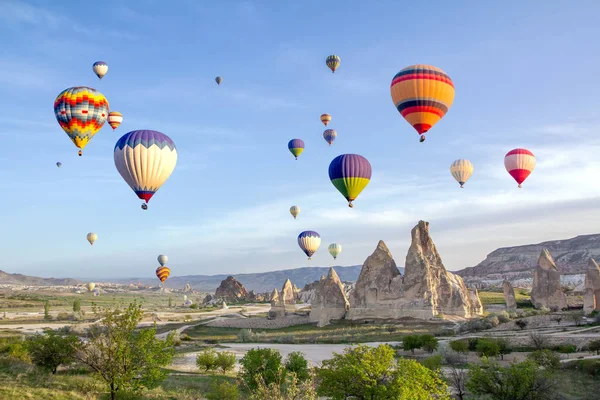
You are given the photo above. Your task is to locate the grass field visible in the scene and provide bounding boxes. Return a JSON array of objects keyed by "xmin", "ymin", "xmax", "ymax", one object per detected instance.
[{"xmin": 477, "ymin": 289, "xmax": 532, "ymax": 307}]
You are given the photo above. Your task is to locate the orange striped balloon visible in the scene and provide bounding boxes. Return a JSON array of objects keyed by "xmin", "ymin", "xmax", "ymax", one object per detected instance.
[
  {"xmin": 390, "ymin": 65, "xmax": 455, "ymax": 142},
  {"xmin": 107, "ymin": 111, "xmax": 123, "ymax": 130},
  {"xmin": 156, "ymin": 266, "xmax": 170, "ymax": 283}
]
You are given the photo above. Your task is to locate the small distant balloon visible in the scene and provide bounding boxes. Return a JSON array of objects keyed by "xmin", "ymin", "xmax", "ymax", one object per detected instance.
[
  {"xmin": 107, "ymin": 111, "xmax": 123, "ymax": 130},
  {"xmin": 450, "ymin": 159, "xmax": 474, "ymax": 188},
  {"xmin": 56, "ymin": 162, "xmax": 62, "ymax": 168},
  {"xmin": 92, "ymin": 61, "xmax": 108, "ymax": 80},
  {"xmin": 215, "ymin": 76, "xmax": 223, "ymax": 85},
  {"xmin": 290, "ymin": 205, "xmax": 300, "ymax": 219},
  {"xmin": 288, "ymin": 139, "xmax": 305, "ymax": 160},
  {"xmin": 298, "ymin": 231, "xmax": 321, "ymax": 260},
  {"xmin": 157, "ymin": 254, "xmax": 168, "ymax": 267},
  {"xmin": 504, "ymin": 148, "xmax": 536, "ymax": 188},
  {"xmin": 320, "ymin": 113, "xmax": 332, "ymax": 126},
  {"xmin": 326, "ymin": 55, "xmax": 341, "ymax": 73},
  {"xmin": 328, "ymin": 243, "xmax": 342, "ymax": 260},
  {"xmin": 329, "ymin": 154, "xmax": 372, "ymax": 208},
  {"xmin": 323, "ymin": 129, "xmax": 337, "ymax": 146},
  {"xmin": 86, "ymin": 282, "xmax": 95, "ymax": 292},
  {"xmin": 86, "ymin": 232, "xmax": 97, "ymax": 246}
]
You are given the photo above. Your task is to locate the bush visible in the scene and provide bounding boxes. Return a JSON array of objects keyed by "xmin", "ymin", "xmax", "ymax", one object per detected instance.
[
  {"xmin": 468, "ymin": 338, "xmax": 480, "ymax": 351},
  {"xmin": 420, "ymin": 334, "xmax": 439, "ymax": 353},
  {"xmin": 57, "ymin": 312, "xmax": 71, "ymax": 321},
  {"xmin": 285, "ymin": 351, "xmax": 310, "ymax": 382},
  {"xmin": 527, "ymin": 349, "xmax": 560, "ymax": 371},
  {"xmin": 206, "ymin": 379, "xmax": 239, "ymax": 400},
  {"xmin": 238, "ymin": 329, "xmax": 254, "ymax": 343},
  {"xmin": 196, "ymin": 348, "xmax": 219, "ymax": 372},
  {"xmin": 420, "ymin": 354, "xmax": 442, "ymax": 371},
  {"xmin": 73, "ymin": 299, "xmax": 81, "ymax": 313},
  {"xmin": 515, "ymin": 319, "xmax": 528, "ymax": 330},
  {"xmin": 486, "ymin": 315, "xmax": 500, "ymax": 328},
  {"xmin": 239, "ymin": 347, "xmax": 284, "ymax": 392},
  {"xmin": 275, "ymin": 334, "xmax": 297, "ymax": 344},
  {"xmin": 26, "ymin": 331, "xmax": 79, "ymax": 374},
  {"xmin": 496, "ymin": 339, "xmax": 512, "ymax": 360},
  {"xmin": 402, "ymin": 335, "xmax": 422, "ymax": 354},
  {"xmin": 7, "ymin": 342, "xmax": 30, "ymax": 362},
  {"xmin": 216, "ymin": 351, "xmax": 237, "ymax": 374},
  {"xmin": 529, "ymin": 332, "xmax": 549, "ymax": 350},
  {"xmin": 449, "ymin": 339, "xmax": 469, "ymax": 354},
  {"xmin": 190, "ymin": 303, "xmax": 198, "ymax": 309},
  {"xmin": 476, "ymin": 338, "xmax": 500, "ymax": 358},
  {"xmin": 557, "ymin": 344, "xmax": 577, "ymax": 357},
  {"xmin": 572, "ymin": 359, "xmax": 600, "ymax": 377},
  {"xmin": 496, "ymin": 311, "xmax": 510, "ymax": 323},
  {"xmin": 588, "ymin": 339, "xmax": 600, "ymax": 355}
]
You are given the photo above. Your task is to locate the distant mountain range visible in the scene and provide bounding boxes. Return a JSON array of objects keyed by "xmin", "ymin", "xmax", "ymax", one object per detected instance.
[
  {"xmin": 112, "ymin": 265, "xmax": 368, "ymax": 292},
  {"xmin": 0, "ymin": 270, "xmax": 82, "ymax": 286}
]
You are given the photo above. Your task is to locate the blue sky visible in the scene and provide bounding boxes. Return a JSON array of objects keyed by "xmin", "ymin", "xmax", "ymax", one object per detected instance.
[{"xmin": 2, "ymin": 0, "xmax": 600, "ymax": 280}]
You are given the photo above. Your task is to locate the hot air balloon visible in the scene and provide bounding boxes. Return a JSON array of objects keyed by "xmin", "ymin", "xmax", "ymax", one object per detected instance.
[
  {"xmin": 328, "ymin": 154, "xmax": 372, "ymax": 208},
  {"xmin": 92, "ymin": 61, "xmax": 108, "ymax": 80},
  {"xmin": 320, "ymin": 113, "xmax": 331, "ymax": 126},
  {"xmin": 390, "ymin": 64, "xmax": 455, "ymax": 142},
  {"xmin": 86, "ymin": 282, "xmax": 95, "ymax": 292},
  {"xmin": 114, "ymin": 130, "xmax": 178, "ymax": 210},
  {"xmin": 450, "ymin": 159, "xmax": 474, "ymax": 188},
  {"xmin": 107, "ymin": 111, "xmax": 123, "ymax": 130},
  {"xmin": 156, "ymin": 266, "xmax": 170, "ymax": 283},
  {"xmin": 183, "ymin": 294, "xmax": 188, "ymax": 301},
  {"xmin": 93, "ymin": 289, "xmax": 100, "ymax": 296},
  {"xmin": 326, "ymin": 55, "xmax": 341, "ymax": 73},
  {"xmin": 290, "ymin": 205, "xmax": 300, "ymax": 219},
  {"xmin": 86, "ymin": 232, "xmax": 97, "ymax": 246},
  {"xmin": 298, "ymin": 231, "xmax": 321, "ymax": 260},
  {"xmin": 288, "ymin": 139, "xmax": 305, "ymax": 160},
  {"xmin": 54, "ymin": 86, "xmax": 109, "ymax": 156},
  {"xmin": 56, "ymin": 162, "xmax": 62, "ymax": 168},
  {"xmin": 328, "ymin": 243, "xmax": 342, "ymax": 260},
  {"xmin": 215, "ymin": 76, "xmax": 223, "ymax": 85},
  {"xmin": 323, "ymin": 129, "xmax": 337, "ymax": 146},
  {"xmin": 504, "ymin": 148, "xmax": 535, "ymax": 188},
  {"xmin": 158, "ymin": 254, "xmax": 168, "ymax": 267}
]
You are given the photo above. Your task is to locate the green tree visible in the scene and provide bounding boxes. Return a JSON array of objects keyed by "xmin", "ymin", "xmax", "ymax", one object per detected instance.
[
  {"xmin": 239, "ymin": 347, "xmax": 285, "ymax": 393},
  {"xmin": 467, "ymin": 358, "xmax": 557, "ymax": 400},
  {"xmin": 420, "ymin": 334, "xmax": 438, "ymax": 353},
  {"xmin": 75, "ymin": 301, "xmax": 175, "ymax": 400},
  {"xmin": 557, "ymin": 344, "xmax": 577, "ymax": 358},
  {"xmin": 420, "ymin": 354, "xmax": 442, "ymax": 371},
  {"xmin": 168, "ymin": 296, "xmax": 172, "ymax": 307},
  {"xmin": 196, "ymin": 348, "xmax": 219, "ymax": 372},
  {"xmin": 206, "ymin": 379, "xmax": 239, "ymax": 400},
  {"xmin": 588, "ymin": 339, "xmax": 600, "ymax": 355},
  {"xmin": 497, "ymin": 338, "xmax": 512, "ymax": 360},
  {"xmin": 26, "ymin": 331, "xmax": 79, "ymax": 374},
  {"xmin": 317, "ymin": 344, "xmax": 449, "ymax": 400},
  {"xmin": 216, "ymin": 351, "xmax": 237, "ymax": 374},
  {"xmin": 285, "ymin": 351, "xmax": 310, "ymax": 382},
  {"xmin": 476, "ymin": 338, "xmax": 501, "ymax": 358},
  {"xmin": 402, "ymin": 335, "xmax": 422, "ymax": 354},
  {"xmin": 527, "ymin": 349, "xmax": 561, "ymax": 371},
  {"xmin": 450, "ymin": 339, "xmax": 469, "ymax": 355},
  {"xmin": 73, "ymin": 299, "xmax": 81, "ymax": 313},
  {"xmin": 43, "ymin": 300, "xmax": 51, "ymax": 320}
]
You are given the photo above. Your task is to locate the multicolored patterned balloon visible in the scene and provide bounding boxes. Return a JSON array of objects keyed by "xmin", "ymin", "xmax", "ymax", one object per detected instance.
[
  {"xmin": 323, "ymin": 129, "xmax": 337, "ymax": 146},
  {"xmin": 328, "ymin": 154, "xmax": 372, "ymax": 208},
  {"xmin": 107, "ymin": 111, "xmax": 123, "ymax": 130},
  {"xmin": 298, "ymin": 231, "xmax": 321, "ymax": 260},
  {"xmin": 93, "ymin": 61, "xmax": 108, "ymax": 79},
  {"xmin": 328, "ymin": 243, "xmax": 342, "ymax": 260},
  {"xmin": 390, "ymin": 64, "xmax": 455, "ymax": 142},
  {"xmin": 450, "ymin": 159, "xmax": 474, "ymax": 188},
  {"xmin": 326, "ymin": 55, "xmax": 341, "ymax": 73},
  {"xmin": 290, "ymin": 205, "xmax": 300, "ymax": 219},
  {"xmin": 320, "ymin": 113, "xmax": 331, "ymax": 126},
  {"xmin": 54, "ymin": 86, "xmax": 109, "ymax": 156},
  {"xmin": 288, "ymin": 139, "xmax": 305, "ymax": 160},
  {"xmin": 114, "ymin": 130, "xmax": 178, "ymax": 209},
  {"xmin": 156, "ymin": 266, "xmax": 171, "ymax": 283},
  {"xmin": 86, "ymin": 232, "xmax": 97, "ymax": 246},
  {"xmin": 504, "ymin": 148, "xmax": 535, "ymax": 188}
]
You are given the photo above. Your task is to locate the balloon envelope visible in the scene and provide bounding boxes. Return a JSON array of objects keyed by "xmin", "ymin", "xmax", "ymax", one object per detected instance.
[
  {"xmin": 86, "ymin": 282, "xmax": 95, "ymax": 292},
  {"xmin": 56, "ymin": 162, "xmax": 62, "ymax": 168},
  {"xmin": 504, "ymin": 148, "xmax": 535, "ymax": 188},
  {"xmin": 450, "ymin": 159, "xmax": 474, "ymax": 188},
  {"xmin": 298, "ymin": 231, "xmax": 321, "ymax": 260},
  {"xmin": 390, "ymin": 65, "xmax": 455, "ymax": 139},
  {"xmin": 157, "ymin": 254, "xmax": 168, "ymax": 267},
  {"xmin": 328, "ymin": 243, "xmax": 342, "ymax": 259},
  {"xmin": 320, "ymin": 113, "xmax": 331, "ymax": 126},
  {"xmin": 156, "ymin": 266, "xmax": 171, "ymax": 283},
  {"xmin": 86, "ymin": 232, "xmax": 97, "ymax": 245},
  {"xmin": 215, "ymin": 76, "xmax": 222, "ymax": 85},
  {"xmin": 323, "ymin": 129, "xmax": 337, "ymax": 145},
  {"xmin": 92, "ymin": 61, "xmax": 108, "ymax": 79},
  {"xmin": 328, "ymin": 154, "xmax": 372, "ymax": 207},
  {"xmin": 54, "ymin": 86, "xmax": 109, "ymax": 154},
  {"xmin": 326, "ymin": 55, "xmax": 341, "ymax": 73},
  {"xmin": 290, "ymin": 205, "xmax": 300, "ymax": 219},
  {"xmin": 114, "ymin": 130, "xmax": 178, "ymax": 205},
  {"xmin": 288, "ymin": 139, "xmax": 305, "ymax": 160},
  {"xmin": 107, "ymin": 111, "xmax": 123, "ymax": 130}
]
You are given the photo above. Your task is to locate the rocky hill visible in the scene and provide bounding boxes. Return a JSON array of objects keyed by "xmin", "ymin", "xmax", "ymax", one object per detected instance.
[
  {"xmin": 456, "ymin": 234, "xmax": 600, "ymax": 288},
  {"xmin": 0, "ymin": 269, "xmax": 82, "ymax": 286}
]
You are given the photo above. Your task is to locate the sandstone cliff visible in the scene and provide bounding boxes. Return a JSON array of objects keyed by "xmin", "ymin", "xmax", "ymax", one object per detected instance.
[
  {"xmin": 348, "ymin": 221, "xmax": 483, "ymax": 320},
  {"xmin": 214, "ymin": 276, "xmax": 248, "ymax": 302},
  {"xmin": 584, "ymin": 258, "xmax": 600, "ymax": 314},
  {"xmin": 309, "ymin": 268, "xmax": 349, "ymax": 327},
  {"xmin": 530, "ymin": 249, "xmax": 567, "ymax": 310}
]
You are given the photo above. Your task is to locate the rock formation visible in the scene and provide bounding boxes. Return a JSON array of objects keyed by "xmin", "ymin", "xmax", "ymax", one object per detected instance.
[
  {"xmin": 268, "ymin": 288, "xmax": 285, "ymax": 318},
  {"xmin": 214, "ymin": 276, "xmax": 248, "ymax": 302},
  {"xmin": 309, "ymin": 267, "xmax": 349, "ymax": 327},
  {"xmin": 202, "ymin": 294, "xmax": 213, "ymax": 304},
  {"xmin": 584, "ymin": 258, "xmax": 600, "ymax": 314},
  {"xmin": 293, "ymin": 284, "xmax": 301, "ymax": 301},
  {"xmin": 503, "ymin": 280, "xmax": 517, "ymax": 310},
  {"xmin": 469, "ymin": 289, "xmax": 484, "ymax": 315},
  {"xmin": 530, "ymin": 249, "xmax": 567, "ymax": 310},
  {"xmin": 348, "ymin": 221, "xmax": 483, "ymax": 320},
  {"xmin": 280, "ymin": 279, "xmax": 297, "ymax": 313},
  {"xmin": 183, "ymin": 283, "xmax": 192, "ymax": 293}
]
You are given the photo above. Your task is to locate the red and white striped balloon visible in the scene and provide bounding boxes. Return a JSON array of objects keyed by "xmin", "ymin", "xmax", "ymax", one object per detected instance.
[{"xmin": 504, "ymin": 148, "xmax": 535, "ymax": 188}]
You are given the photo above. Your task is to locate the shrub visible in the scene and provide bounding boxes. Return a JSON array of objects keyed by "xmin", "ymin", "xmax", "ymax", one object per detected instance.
[
  {"xmin": 529, "ymin": 332, "xmax": 549, "ymax": 350},
  {"xmin": 275, "ymin": 334, "xmax": 297, "ymax": 344},
  {"xmin": 216, "ymin": 351, "xmax": 237, "ymax": 374},
  {"xmin": 468, "ymin": 338, "xmax": 480, "ymax": 351},
  {"xmin": 557, "ymin": 344, "xmax": 577, "ymax": 357},
  {"xmin": 206, "ymin": 379, "xmax": 239, "ymax": 400},
  {"xmin": 588, "ymin": 339, "xmax": 600, "ymax": 355},
  {"xmin": 496, "ymin": 311, "xmax": 510, "ymax": 323},
  {"xmin": 573, "ymin": 359, "xmax": 600, "ymax": 377},
  {"xmin": 239, "ymin": 347, "xmax": 284, "ymax": 393},
  {"xmin": 449, "ymin": 340, "xmax": 469, "ymax": 354},
  {"xmin": 527, "ymin": 349, "xmax": 560, "ymax": 371},
  {"xmin": 26, "ymin": 331, "xmax": 79, "ymax": 374},
  {"xmin": 57, "ymin": 312, "xmax": 71, "ymax": 321},
  {"xmin": 486, "ymin": 315, "xmax": 500, "ymax": 328},
  {"xmin": 496, "ymin": 339, "xmax": 512, "ymax": 360},
  {"xmin": 196, "ymin": 348, "xmax": 219, "ymax": 372},
  {"xmin": 420, "ymin": 354, "xmax": 442, "ymax": 371},
  {"xmin": 73, "ymin": 299, "xmax": 81, "ymax": 313},
  {"xmin": 476, "ymin": 338, "xmax": 500, "ymax": 358},
  {"xmin": 515, "ymin": 319, "xmax": 528, "ymax": 330},
  {"xmin": 7, "ymin": 342, "xmax": 30, "ymax": 362},
  {"xmin": 285, "ymin": 351, "xmax": 310, "ymax": 382},
  {"xmin": 238, "ymin": 329, "xmax": 254, "ymax": 343},
  {"xmin": 420, "ymin": 334, "xmax": 439, "ymax": 354},
  {"xmin": 190, "ymin": 303, "xmax": 198, "ymax": 309}
]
